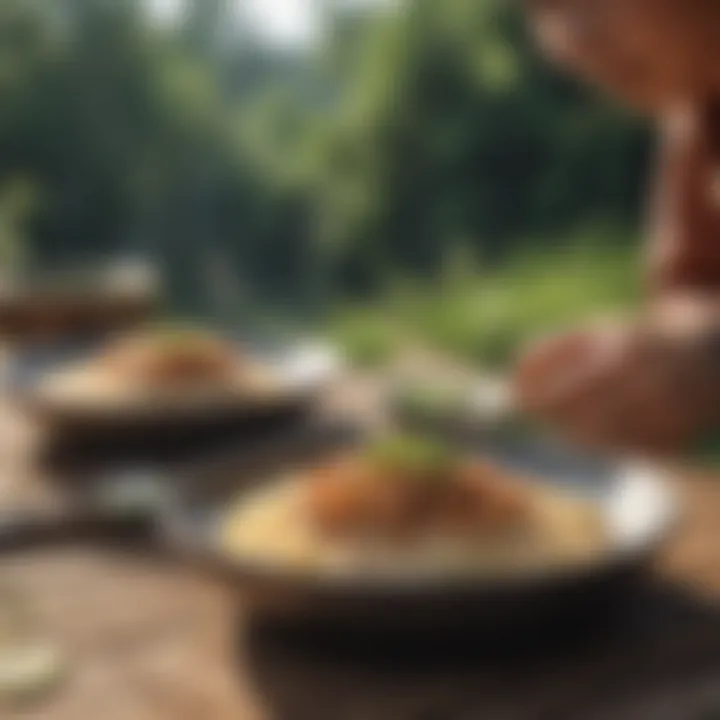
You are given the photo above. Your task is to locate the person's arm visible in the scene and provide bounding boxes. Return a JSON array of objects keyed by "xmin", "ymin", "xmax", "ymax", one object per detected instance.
[{"xmin": 648, "ymin": 100, "xmax": 720, "ymax": 294}]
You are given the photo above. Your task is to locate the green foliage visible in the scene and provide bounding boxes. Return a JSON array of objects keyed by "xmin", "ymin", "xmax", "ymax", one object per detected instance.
[
  {"xmin": 0, "ymin": 0, "xmax": 648, "ymax": 331},
  {"xmin": 333, "ymin": 240, "xmax": 638, "ymax": 369},
  {"xmin": 310, "ymin": 0, "xmax": 649, "ymax": 291},
  {"xmin": 0, "ymin": 179, "xmax": 38, "ymax": 269},
  {"xmin": 330, "ymin": 307, "xmax": 401, "ymax": 369}
]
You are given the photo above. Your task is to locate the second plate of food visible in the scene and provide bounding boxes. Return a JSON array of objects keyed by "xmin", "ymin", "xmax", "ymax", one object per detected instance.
[
  {"xmin": 163, "ymin": 432, "xmax": 679, "ymax": 632},
  {"xmin": 11, "ymin": 327, "xmax": 340, "ymax": 466},
  {"xmin": 14, "ymin": 325, "xmax": 337, "ymax": 428}
]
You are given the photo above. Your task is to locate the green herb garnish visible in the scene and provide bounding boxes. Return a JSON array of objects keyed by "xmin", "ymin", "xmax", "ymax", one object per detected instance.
[
  {"xmin": 365, "ymin": 434, "xmax": 456, "ymax": 480},
  {"xmin": 396, "ymin": 385, "xmax": 468, "ymax": 415}
]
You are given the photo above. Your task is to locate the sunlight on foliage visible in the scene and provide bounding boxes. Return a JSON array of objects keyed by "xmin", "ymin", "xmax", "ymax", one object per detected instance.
[{"xmin": 332, "ymin": 240, "xmax": 638, "ymax": 370}]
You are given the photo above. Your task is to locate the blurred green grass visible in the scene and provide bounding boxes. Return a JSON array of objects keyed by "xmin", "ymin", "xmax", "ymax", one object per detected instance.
[{"xmin": 331, "ymin": 241, "xmax": 639, "ymax": 370}]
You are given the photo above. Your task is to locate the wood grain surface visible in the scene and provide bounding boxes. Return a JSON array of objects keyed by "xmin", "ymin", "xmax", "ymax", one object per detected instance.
[{"xmin": 2, "ymin": 387, "xmax": 720, "ymax": 719}]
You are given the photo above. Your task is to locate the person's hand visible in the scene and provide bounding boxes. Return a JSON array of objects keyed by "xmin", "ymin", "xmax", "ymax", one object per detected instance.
[{"xmin": 513, "ymin": 295, "xmax": 720, "ymax": 455}]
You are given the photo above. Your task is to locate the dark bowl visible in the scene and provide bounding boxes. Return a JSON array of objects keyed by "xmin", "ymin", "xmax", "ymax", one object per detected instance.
[
  {"xmin": 7, "ymin": 335, "xmax": 336, "ymax": 463},
  {"xmin": 161, "ymin": 428, "xmax": 680, "ymax": 634}
]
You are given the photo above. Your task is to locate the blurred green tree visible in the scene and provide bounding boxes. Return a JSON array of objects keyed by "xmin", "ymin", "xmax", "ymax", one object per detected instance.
[
  {"xmin": 0, "ymin": 0, "xmax": 649, "ymax": 315},
  {"xmin": 311, "ymin": 0, "xmax": 649, "ymax": 294}
]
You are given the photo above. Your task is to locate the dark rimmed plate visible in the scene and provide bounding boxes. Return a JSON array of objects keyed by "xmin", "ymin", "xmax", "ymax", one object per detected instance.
[
  {"xmin": 7, "ymin": 335, "xmax": 339, "ymax": 460},
  {"xmin": 159, "ymin": 427, "xmax": 680, "ymax": 633}
]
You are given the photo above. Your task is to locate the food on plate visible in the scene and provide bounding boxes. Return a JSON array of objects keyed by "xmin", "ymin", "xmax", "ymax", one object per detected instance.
[
  {"xmin": 96, "ymin": 328, "xmax": 242, "ymax": 387},
  {"xmin": 36, "ymin": 325, "xmax": 280, "ymax": 409},
  {"xmin": 221, "ymin": 435, "xmax": 607, "ymax": 577}
]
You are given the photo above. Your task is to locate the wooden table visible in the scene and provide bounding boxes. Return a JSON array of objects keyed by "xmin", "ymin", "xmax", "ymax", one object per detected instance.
[{"xmin": 3, "ymin": 403, "xmax": 720, "ymax": 719}]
